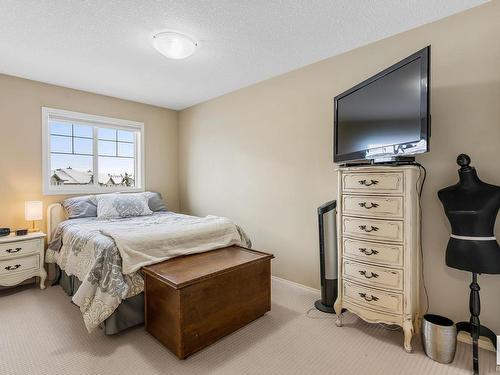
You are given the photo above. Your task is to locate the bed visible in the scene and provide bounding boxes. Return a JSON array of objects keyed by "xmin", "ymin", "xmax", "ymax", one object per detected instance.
[{"xmin": 45, "ymin": 198, "xmax": 251, "ymax": 335}]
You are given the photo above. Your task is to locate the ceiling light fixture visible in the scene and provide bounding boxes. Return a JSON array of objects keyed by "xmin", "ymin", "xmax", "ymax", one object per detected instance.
[{"xmin": 152, "ymin": 31, "xmax": 198, "ymax": 60}]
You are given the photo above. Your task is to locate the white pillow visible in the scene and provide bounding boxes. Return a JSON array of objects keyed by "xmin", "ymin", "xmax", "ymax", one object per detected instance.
[{"xmin": 95, "ymin": 193, "xmax": 153, "ymax": 219}]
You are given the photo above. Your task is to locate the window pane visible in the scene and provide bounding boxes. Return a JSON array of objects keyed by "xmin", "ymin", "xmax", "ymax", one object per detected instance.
[
  {"xmin": 98, "ymin": 128, "xmax": 116, "ymax": 141},
  {"xmin": 98, "ymin": 157, "xmax": 135, "ymax": 187},
  {"xmin": 74, "ymin": 138, "xmax": 93, "ymax": 155},
  {"xmin": 74, "ymin": 124, "xmax": 93, "ymax": 138},
  {"xmin": 117, "ymin": 130, "xmax": 135, "ymax": 142},
  {"xmin": 50, "ymin": 154, "xmax": 93, "ymax": 186},
  {"xmin": 51, "ymin": 135, "xmax": 72, "ymax": 153},
  {"xmin": 117, "ymin": 142, "xmax": 134, "ymax": 157},
  {"xmin": 99, "ymin": 140, "xmax": 116, "ymax": 156},
  {"xmin": 50, "ymin": 121, "xmax": 72, "ymax": 136}
]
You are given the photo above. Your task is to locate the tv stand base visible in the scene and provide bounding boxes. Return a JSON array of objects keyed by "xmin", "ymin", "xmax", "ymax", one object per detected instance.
[{"xmin": 341, "ymin": 156, "xmax": 416, "ymax": 167}]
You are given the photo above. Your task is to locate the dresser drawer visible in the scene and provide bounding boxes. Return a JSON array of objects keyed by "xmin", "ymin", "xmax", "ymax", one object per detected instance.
[
  {"xmin": 343, "ymin": 238, "xmax": 403, "ymax": 267},
  {"xmin": 342, "ymin": 172, "xmax": 403, "ymax": 194},
  {"xmin": 343, "ymin": 259, "xmax": 403, "ymax": 291},
  {"xmin": 0, "ymin": 255, "xmax": 40, "ymax": 276},
  {"xmin": 343, "ymin": 280, "xmax": 403, "ymax": 315},
  {"xmin": 0, "ymin": 239, "xmax": 40, "ymax": 259},
  {"xmin": 342, "ymin": 216, "xmax": 403, "ymax": 242},
  {"xmin": 342, "ymin": 195, "xmax": 403, "ymax": 219}
]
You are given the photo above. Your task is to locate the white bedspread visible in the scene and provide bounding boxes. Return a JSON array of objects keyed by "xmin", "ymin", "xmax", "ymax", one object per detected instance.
[{"xmin": 100, "ymin": 214, "xmax": 245, "ymax": 274}]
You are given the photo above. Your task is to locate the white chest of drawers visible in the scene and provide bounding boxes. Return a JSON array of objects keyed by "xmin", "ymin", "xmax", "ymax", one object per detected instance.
[
  {"xmin": 333, "ymin": 165, "xmax": 422, "ymax": 353},
  {"xmin": 0, "ymin": 232, "xmax": 47, "ymax": 289}
]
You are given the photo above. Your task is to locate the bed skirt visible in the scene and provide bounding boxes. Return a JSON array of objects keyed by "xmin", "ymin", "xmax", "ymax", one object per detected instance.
[{"xmin": 59, "ymin": 270, "xmax": 144, "ymax": 335}]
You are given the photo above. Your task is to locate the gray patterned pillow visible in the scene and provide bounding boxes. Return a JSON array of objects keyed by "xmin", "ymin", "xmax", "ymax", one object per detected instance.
[
  {"xmin": 62, "ymin": 195, "xmax": 97, "ymax": 219},
  {"xmin": 96, "ymin": 193, "xmax": 153, "ymax": 219}
]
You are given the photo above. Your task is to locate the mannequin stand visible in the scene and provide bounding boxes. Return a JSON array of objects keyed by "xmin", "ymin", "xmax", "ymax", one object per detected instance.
[{"xmin": 455, "ymin": 273, "xmax": 497, "ymax": 375}]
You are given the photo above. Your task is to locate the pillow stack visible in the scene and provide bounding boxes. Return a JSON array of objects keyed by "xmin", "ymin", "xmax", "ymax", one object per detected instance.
[{"xmin": 62, "ymin": 192, "xmax": 167, "ymax": 219}]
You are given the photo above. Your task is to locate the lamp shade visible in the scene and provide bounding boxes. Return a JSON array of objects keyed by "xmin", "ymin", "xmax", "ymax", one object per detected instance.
[{"xmin": 25, "ymin": 201, "xmax": 43, "ymax": 221}]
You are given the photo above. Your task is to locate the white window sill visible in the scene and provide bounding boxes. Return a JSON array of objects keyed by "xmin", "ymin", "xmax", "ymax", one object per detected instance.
[{"xmin": 43, "ymin": 187, "xmax": 145, "ymax": 196}]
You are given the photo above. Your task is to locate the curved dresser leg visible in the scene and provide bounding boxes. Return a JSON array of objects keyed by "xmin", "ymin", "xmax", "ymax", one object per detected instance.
[
  {"xmin": 39, "ymin": 269, "xmax": 47, "ymax": 290},
  {"xmin": 334, "ymin": 298, "xmax": 343, "ymax": 327},
  {"xmin": 403, "ymin": 319, "xmax": 414, "ymax": 353}
]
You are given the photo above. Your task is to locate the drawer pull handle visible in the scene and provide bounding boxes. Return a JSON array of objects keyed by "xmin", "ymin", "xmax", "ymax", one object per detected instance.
[
  {"xmin": 359, "ymin": 225, "xmax": 379, "ymax": 233},
  {"xmin": 359, "ymin": 270, "xmax": 379, "ymax": 279},
  {"xmin": 358, "ymin": 179, "xmax": 379, "ymax": 186},
  {"xmin": 358, "ymin": 202, "xmax": 379, "ymax": 209},
  {"xmin": 6, "ymin": 248, "xmax": 22, "ymax": 254},
  {"xmin": 359, "ymin": 248, "xmax": 379, "ymax": 256},
  {"xmin": 358, "ymin": 292, "xmax": 379, "ymax": 302},
  {"xmin": 5, "ymin": 264, "xmax": 21, "ymax": 271}
]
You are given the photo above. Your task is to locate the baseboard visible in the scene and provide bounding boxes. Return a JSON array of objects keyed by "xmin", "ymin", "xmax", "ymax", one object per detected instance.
[
  {"xmin": 271, "ymin": 275, "xmax": 320, "ymax": 295},
  {"xmin": 457, "ymin": 331, "xmax": 496, "ymax": 353}
]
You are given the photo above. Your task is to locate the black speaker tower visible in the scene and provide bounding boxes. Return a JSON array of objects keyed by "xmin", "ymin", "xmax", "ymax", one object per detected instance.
[{"xmin": 315, "ymin": 200, "xmax": 339, "ymax": 314}]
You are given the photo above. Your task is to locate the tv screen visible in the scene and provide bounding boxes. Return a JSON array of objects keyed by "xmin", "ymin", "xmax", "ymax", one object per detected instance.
[{"xmin": 334, "ymin": 46, "xmax": 430, "ymax": 163}]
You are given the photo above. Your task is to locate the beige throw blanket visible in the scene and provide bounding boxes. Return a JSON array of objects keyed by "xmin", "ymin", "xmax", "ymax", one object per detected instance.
[{"xmin": 100, "ymin": 213, "xmax": 246, "ymax": 274}]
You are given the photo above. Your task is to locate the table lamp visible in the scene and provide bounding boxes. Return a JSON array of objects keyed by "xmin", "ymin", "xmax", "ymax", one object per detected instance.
[{"xmin": 25, "ymin": 201, "xmax": 43, "ymax": 232}]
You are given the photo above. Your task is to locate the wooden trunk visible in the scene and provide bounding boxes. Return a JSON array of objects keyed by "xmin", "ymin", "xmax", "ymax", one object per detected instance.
[{"xmin": 142, "ymin": 246, "xmax": 274, "ymax": 359}]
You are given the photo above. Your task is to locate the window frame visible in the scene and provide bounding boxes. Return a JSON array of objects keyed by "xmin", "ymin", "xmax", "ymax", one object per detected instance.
[{"xmin": 42, "ymin": 107, "xmax": 145, "ymax": 195}]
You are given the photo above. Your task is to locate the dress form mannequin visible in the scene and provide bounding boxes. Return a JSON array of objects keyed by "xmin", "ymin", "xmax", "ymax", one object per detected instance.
[{"xmin": 438, "ymin": 154, "xmax": 500, "ymax": 375}]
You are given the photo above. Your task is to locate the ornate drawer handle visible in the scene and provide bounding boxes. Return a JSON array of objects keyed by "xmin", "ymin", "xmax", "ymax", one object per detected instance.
[
  {"xmin": 358, "ymin": 179, "xmax": 379, "ymax": 186},
  {"xmin": 359, "ymin": 270, "xmax": 379, "ymax": 279},
  {"xmin": 6, "ymin": 247, "xmax": 22, "ymax": 254},
  {"xmin": 358, "ymin": 292, "xmax": 379, "ymax": 302},
  {"xmin": 359, "ymin": 225, "xmax": 379, "ymax": 233},
  {"xmin": 358, "ymin": 202, "xmax": 379, "ymax": 209},
  {"xmin": 359, "ymin": 248, "xmax": 379, "ymax": 256},
  {"xmin": 5, "ymin": 264, "xmax": 21, "ymax": 271}
]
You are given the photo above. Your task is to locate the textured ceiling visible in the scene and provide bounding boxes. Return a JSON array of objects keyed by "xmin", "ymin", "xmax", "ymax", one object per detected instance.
[{"xmin": 0, "ymin": 0, "xmax": 488, "ymax": 110}]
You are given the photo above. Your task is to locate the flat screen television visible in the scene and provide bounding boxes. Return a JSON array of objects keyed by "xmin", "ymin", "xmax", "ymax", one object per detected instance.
[{"xmin": 334, "ymin": 46, "xmax": 430, "ymax": 163}]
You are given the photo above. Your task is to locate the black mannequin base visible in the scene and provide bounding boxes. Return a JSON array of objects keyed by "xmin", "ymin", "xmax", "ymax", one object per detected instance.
[
  {"xmin": 458, "ymin": 273, "xmax": 497, "ymax": 375},
  {"xmin": 456, "ymin": 321, "xmax": 497, "ymax": 349}
]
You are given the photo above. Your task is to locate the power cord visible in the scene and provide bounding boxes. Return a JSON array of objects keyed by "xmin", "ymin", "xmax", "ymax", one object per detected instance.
[
  {"xmin": 415, "ymin": 162, "xmax": 430, "ymax": 315},
  {"xmin": 306, "ymin": 307, "xmax": 337, "ymax": 319}
]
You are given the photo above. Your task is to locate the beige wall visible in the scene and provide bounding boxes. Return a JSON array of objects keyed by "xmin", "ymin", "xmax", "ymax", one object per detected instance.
[
  {"xmin": 179, "ymin": 2, "xmax": 500, "ymax": 331},
  {"xmin": 0, "ymin": 74, "xmax": 179, "ymax": 232}
]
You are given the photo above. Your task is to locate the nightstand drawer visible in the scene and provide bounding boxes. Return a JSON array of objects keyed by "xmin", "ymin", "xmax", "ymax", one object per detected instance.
[
  {"xmin": 0, "ymin": 255, "xmax": 40, "ymax": 276},
  {"xmin": 0, "ymin": 239, "xmax": 40, "ymax": 259}
]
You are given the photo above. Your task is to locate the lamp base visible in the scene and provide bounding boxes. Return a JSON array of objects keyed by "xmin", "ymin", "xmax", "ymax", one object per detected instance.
[{"xmin": 28, "ymin": 220, "xmax": 40, "ymax": 233}]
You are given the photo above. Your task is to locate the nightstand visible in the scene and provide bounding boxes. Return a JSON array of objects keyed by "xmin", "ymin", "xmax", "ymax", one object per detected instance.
[{"xmin": 0, "ymin": 232, "xmax": 47, "ymax": 289}]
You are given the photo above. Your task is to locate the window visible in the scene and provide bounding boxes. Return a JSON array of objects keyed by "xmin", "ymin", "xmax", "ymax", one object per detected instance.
[{"xmin": 42, "ymin": 107, "xmax": 144, "ymax": 195}]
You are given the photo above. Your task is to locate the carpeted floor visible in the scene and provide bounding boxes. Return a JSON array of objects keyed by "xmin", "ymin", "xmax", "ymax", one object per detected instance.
[{"xmin": 0, "ymin": 278, "xmax": 496, "ymax": 375}]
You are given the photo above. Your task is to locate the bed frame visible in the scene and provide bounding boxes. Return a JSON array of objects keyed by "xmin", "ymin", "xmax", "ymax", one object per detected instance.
[{"xmin": 47, "ymin": 203, "xmax": 66, "ymax": 243}]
